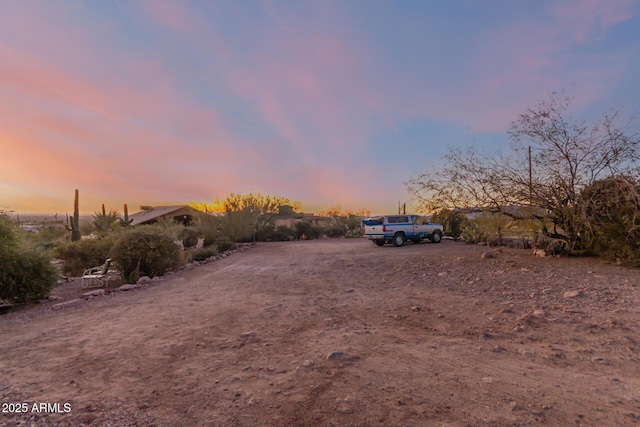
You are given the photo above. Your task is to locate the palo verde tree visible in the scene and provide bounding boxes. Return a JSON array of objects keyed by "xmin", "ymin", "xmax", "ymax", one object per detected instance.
[
  {"xmin": 406, "ymin": 93, "xmax": 640, "ymax": 251},
  {"xmin": 192, "ymin": 193, "xmax": 301, "ymax": 242}
]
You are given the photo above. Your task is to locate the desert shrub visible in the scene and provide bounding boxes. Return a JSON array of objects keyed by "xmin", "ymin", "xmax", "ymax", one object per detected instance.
[
  {"xmin": 179, "ymin": 226, "xmax": 200, "ymax": 248},
  {"xmin": 256, "ymin": 224, "xmax": 296, "ymax": 241},
  {"xmin": 323, "ymin": 224, "xmax": 345, "ymax": 238},
  {"xmin": 461, "ymin": 219, "xmax": 489, "ymax": 244},
  {"xmin": 189, "ymin": 246, "xmax": 218, "ymax": 262},
  {"xmin": 430, "ymin": 209, "xmax": 469, "ymax": 240},
  {"xmin": 193, "ymin": 216, "xmax": 222, "ymax": 246},
  {"xmin": 461, "ymin": 214, "xmax": 514, "ymax": 245},
  {"xmin": 215, "ymin": 236, "xmax": 236, "ymax": 252},
  {"xmin": 295, "ymin": 221, "xmax": 321, "ymax": 239},
  {"xmin": 111, "ymin": 230, "xmax": 184, "ymax": 281},
  {"xmin": 581, "ymin": 177, "xmax": 640, "ymax": 266},
  {"xmin": 53, "ymin": 237, "xmax": 115, "ymax": 276},
  {"xmin": 0, "ymin": 249, "xmax": 58, "ymax": 303},
  {"xmin": 30, "ymin": 225, "xmax": 68, "ymax": 247},
  {"xmin": 0, "ymin": 213, "xmax": 57, "ymax": 302},
  {"xmin": 142, "ymin": 217, "xmax": 183, "ymax": 240},
  {"xmin": 254, "ymin": 224, "xmax": 274, "ymax": 241}
]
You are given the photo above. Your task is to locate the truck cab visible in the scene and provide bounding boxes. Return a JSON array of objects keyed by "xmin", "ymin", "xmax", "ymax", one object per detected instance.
[{"xmin": 362, "ymin": 215, "xmax": 443, "ymax": 247}]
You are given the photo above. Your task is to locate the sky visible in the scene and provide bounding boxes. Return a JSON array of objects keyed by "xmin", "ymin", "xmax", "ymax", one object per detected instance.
[{"xmin": 1, "ymin": 0, "xmax": 639, "ymax": 215}]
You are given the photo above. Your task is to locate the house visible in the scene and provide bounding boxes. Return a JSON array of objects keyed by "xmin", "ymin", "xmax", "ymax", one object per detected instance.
[{"xmin": 129, "ymin": 205, "xmax": 206, "ymax": 226}]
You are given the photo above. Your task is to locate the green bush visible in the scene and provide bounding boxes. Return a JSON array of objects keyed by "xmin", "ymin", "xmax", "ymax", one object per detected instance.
[
  {"xmin": 275, "ymin": 225, "xmax": 296, "ymax": 240},
  {"xmin": 581, "ymin": 177, "xmax": 640, "ymax": 266},
  {"xmin": 295, "ymin": 221, "xmax": 321, "ymax": 239},
  {"xmin": 193, "ymin": 217, "xmax": 222, "ymax": 246},
  {"xmin": 323, "ymin": 224, "xmax": 345, "ymax": 238},
  {"xmin": 215, "ymin": 236, "xmax": 236, "ymax": 252},
  {"xmin": 461, "ymin": 219, "xmax": 489, "ymax": 244},
  {"xmin": 142, "ymin": 217, "xmax": 183, "ymax": 240},
  {"xmin": 189, "ymin": 246, "xmax": 218, "ymax": 262},
  {"xmin": 255, "ymin": 224, "xmax": 296, "ymax": 241},
  {"xmin": 430, "ymin": 209, "xmax": 469, "ymax": 240},
  {"xmin": 53, "ymin": 237, "xmax": 115, "ymax": 276},
  {"xmin": 111, "ymin": 230, "xmax": 184, "ymax": 282},
  {"xmin": 0, "ymin": 213, "xmax": 57, "ymax": 303},
  {"xmin": 179, "ymin": 226, "xmax": 200, "ymax": 248}
]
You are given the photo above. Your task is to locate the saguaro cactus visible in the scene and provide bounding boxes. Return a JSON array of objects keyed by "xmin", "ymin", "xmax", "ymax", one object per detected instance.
[
  {"xmin": 100, "ymin": 203, "xmax": 107, "ymax": 230},
  {"xmin": 120, "ymin": 203, "xmax": 133, "ymax": 227},
  {"xmin": 124, "ymin": 203, "xmax": 133, "ymax": 225},
  {"xmin": 71, "ymin": 189, "xmax": 81, "ymax": 241}
]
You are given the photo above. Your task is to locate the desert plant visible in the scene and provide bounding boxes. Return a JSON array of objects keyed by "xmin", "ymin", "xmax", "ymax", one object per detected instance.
[
  {"xmin": 53, "ymin": 236, "xmax": 116, "ymax": 276},
  {"xmin": 430, "ymin": 209, "xmax": 469, "ymax": 240},
  {"xmin": 189, "ymin": 246, "xmax": 218, "ymax": 262},
  {"xmin": 323, "ymin": 224, "xmax": 345, "ymax": 238},
  {"xmin": 179, "ymin": 226, "xmax": 201, "ymax": 248},
  {"xmin": 110, "ymin": 229, "xmax": 184, "ymax": 281},
  {"xmin": 407, "ymin": 94, "xmax": 640, "ymax": 252},
  {"xmin": 255, "ymin": 224, "xmax": 297, "ymax": 241},
  {"xmin": 65, "ymin": 189, "xmax": 82, "ymax": 241},
  {"xmin": 190, "ymin": 216, "xmax": 222, "ymax": 246},
  {"xmin": 0, "ymin": 212, "xmax": 57, "ymax": 302},
  {"xmin": 581, "ymin": 176, "xmax": 640, "ymax": 266},
  {"xmin": 295, "ymin": 221, "xmax": 322, "ymax": 239},
  {"xmin": 143, "ymin": 216, "xmax": 184, "ymax": 240},
  {"xmin": 119, "ymin": 203, "xmax": 133, "ymax": 227},
  {"xmin": 460, "ymin": 219, "xmax": 489, "ymax": 244},
  {"xmin": 196, "ymin": 193, "xmax": 302, "ymax": 242},
  {"xmin": 92, "ymin": 204, "xmax": 121, "ymax": 235},
  {"xmin": 214, "ymin": 236, "xmax": 236, "ymax": 252}
]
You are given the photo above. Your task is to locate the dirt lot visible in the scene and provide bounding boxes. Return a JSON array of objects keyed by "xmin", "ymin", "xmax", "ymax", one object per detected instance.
[{"xmin": 1, "ymin": 238, "xmax": 640, "ymax": 426}]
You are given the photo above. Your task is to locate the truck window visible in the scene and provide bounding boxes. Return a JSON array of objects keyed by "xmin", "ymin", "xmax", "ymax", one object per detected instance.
[{"xmin": 362, "ymin": 217, "xmax": 384, "ymax": 226}]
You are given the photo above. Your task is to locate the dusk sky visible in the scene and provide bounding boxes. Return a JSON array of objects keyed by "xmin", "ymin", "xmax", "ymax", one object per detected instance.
[{"xmin": 1, "ymin": 0, "xmax": 639, "ymax": 215}]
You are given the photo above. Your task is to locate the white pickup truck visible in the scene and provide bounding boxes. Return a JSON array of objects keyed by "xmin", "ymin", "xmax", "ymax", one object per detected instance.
[{"xmin": 362, "ymin": 215, "xmax": 443, "ymax": 247}]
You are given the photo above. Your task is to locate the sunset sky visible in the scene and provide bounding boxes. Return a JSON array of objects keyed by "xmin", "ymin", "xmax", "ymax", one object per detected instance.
[{"xmin": 1, "ymin": 0, "xmax": 639, "ymax": 215}]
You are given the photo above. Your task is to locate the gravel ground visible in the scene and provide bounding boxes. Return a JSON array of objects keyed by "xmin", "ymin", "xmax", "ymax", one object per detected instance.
[{"xmin": 1, "ymin": 238, "xmax": 639, "ymax": 426}]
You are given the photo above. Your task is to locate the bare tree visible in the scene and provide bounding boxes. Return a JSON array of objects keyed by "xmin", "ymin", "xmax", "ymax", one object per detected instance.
[{"xmin": 407, "ymin": 93, "xmax": 640, "ymax": 250}]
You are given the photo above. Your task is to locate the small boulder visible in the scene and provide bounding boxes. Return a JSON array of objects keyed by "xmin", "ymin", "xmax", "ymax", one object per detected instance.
[
  {"xmin": 327, "ymin": 351, "xmax": 361, "ymax": 361},
  {"xmin": 481, "ymin": 251, "xmax": 494, "ymax": 259},
  {"xmin": 118, "ymin": 284, "xmax": 137, "ymax": 291},
  {"xmin": 137, "ymin": 276, "xmax": 151, "ymax": 284},
  {"xmin": 563, "ymin": 290, "xmax": 581, "ymax": 299}
]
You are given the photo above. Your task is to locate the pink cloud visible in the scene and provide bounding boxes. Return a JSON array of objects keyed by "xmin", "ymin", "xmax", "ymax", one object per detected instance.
[
  {"xmin": 137, "ymin": 0, "xmax": 203, "ymax": 34},
  {"xmin": 551, "ymin": 0, "xmax": 634, "ymax": 43},
  {"xmin": 396, "ymin": 0, "xmax": 635, "ymax": 133}
]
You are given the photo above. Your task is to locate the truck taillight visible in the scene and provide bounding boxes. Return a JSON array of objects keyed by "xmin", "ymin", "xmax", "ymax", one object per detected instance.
[{"xmin": 382, "ymin": 225, "xmax": 386, "ymax": 232}]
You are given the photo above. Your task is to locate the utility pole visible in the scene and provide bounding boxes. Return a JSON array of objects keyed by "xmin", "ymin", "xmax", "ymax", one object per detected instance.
[
  {"xmin": 528, "ymin": 146, "xmax": 533, "ymax": 208},
  {"xmin": 529, "ymin": 146, "xmax": 535, "ymax": 244}
]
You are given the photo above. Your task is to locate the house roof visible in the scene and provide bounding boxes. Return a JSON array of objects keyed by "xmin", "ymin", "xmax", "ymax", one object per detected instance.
[{"xmin": 129, "ymin": 205, "xmax": 196, "ymax": 225}]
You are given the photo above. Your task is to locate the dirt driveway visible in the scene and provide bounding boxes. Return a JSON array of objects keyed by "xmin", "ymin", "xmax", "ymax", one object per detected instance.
[{"xmin": 1, "ymin": 239, "xmax": 640, "ymax": 426}]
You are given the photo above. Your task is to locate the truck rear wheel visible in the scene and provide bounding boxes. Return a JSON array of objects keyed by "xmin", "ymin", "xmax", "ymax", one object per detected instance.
[
  {"xmin": 430, "ymin": 230, "xmax": 442, "ymax": 243},
  {"xmin": 373, "ymin": 239, "xmax": 385, "ymax": 246},
  {"xmin": 393, "ymin": 233, "xmax": 406, "ymax": 247}
]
